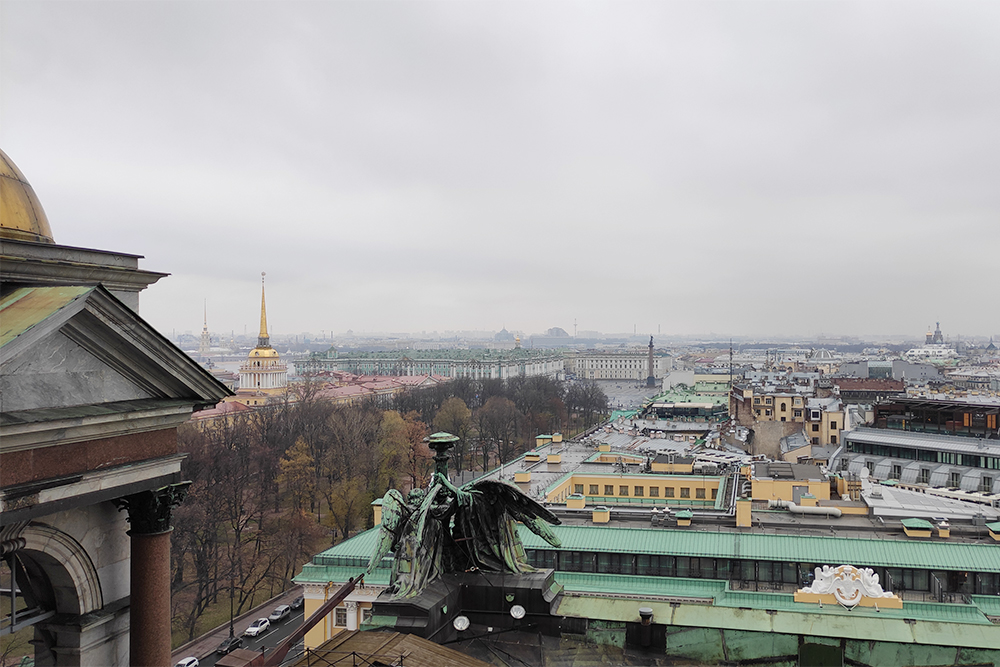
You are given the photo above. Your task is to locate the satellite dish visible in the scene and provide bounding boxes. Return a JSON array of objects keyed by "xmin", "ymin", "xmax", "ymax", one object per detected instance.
[
  {"xmin": 510, "ymin": 605, "xmax": 526, "ymax": 620},
  {"xmin": 453, "ymin": 615, "xmax": 470, "ymax": 631}
]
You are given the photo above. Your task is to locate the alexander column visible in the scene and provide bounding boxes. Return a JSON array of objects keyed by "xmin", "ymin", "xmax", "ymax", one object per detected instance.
[
  {"xmin": 114, "ymin": 483, "xmax": 190, "ymax": 666},
  {"xmin": 646, "ymin": 336, "xmax": 657, "ymax": 388}
]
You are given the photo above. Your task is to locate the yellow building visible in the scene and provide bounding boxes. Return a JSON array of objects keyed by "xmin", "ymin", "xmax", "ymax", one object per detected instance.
[
  {"xmin": 232, "ymin": 273, "xmax": 287, "ymax": 406},
  {"xmin": 805, "ymin": 398, "xmax": 844, "ymax": 446},
  {"xmin": 750, "ymin": 391, "xmax": 805, "ymax": 423},
  {"xmin": 546, "ymin": 472, "xmax": 722, "ymax": 507},
  {"xmin": 750, "ymin": 461, "xmax": 830, "ymax": 502}
]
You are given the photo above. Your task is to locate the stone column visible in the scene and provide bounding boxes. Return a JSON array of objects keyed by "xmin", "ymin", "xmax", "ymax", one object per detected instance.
[{"xmin": 114, "ymin": 483, "xmax": 189, "ymax": 667}]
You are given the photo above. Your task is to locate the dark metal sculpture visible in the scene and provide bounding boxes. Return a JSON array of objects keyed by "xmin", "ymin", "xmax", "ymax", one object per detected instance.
[{"xmin": 368, "ymin": 432, "xmax": 561, "ymax": 599}]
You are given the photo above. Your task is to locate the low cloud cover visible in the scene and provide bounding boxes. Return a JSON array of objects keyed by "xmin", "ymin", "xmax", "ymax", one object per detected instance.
[{"xmin": 3, "ymin": 1, "xmax": 998, "ymax": 339}]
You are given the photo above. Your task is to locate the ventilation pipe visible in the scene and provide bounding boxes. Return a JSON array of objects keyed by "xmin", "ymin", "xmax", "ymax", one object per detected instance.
[
  {"xmin": 768, "ymin": 499, "xmax": 842, "ymax": 517},
  {"xmin": 638, "ymin": 607, "xmax": 653, "ymax": 647}
]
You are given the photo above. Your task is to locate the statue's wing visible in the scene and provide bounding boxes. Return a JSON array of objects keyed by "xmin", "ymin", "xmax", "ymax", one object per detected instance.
[
  {"xmin": 466, "ymin": 478, "xmax": 562, "ymax": 547},
  {"xmin": 393, "ymin": 483, "xmax": 447, "ymax": 597},
  {"xmin": 366, "ymin": 489, "xmax": 407, "ymax": 574}
]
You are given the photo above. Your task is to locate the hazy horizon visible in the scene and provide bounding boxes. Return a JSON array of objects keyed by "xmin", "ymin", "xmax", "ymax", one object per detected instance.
[{"xmin": 3, "ymin": 2, "xmax": 998, "ymax": 339}]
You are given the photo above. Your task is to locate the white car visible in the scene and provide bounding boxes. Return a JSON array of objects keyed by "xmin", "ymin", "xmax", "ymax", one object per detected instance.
[
  {"xmin": 174, "ymin": 659, "xmax": 199, "ymax": 667},
  {"xmin": 243, "ymin": 617, "xmax": 270, "ymax": 637}
]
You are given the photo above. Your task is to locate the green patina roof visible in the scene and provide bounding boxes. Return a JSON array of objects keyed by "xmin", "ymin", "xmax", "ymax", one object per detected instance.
[
  {"xmin": 300, "ymin": 521, "xmax": 1000, "ymax": 585},
  {"xmin": 575, "ymin": 576, "xmax": 983, "ymax": 626},
  {"xmin": 294, "ymin": 563, "xmax": 390, "ymax": 587},
  {"xmin": 972, "ymin": 594, "xmax": 1000, "ymax": 617},
  {"xmin": 556, "ymin": 572, "xmax": 725, "ymax": 599},
  {"xmin": 674, "ymin": 510, "xmax": 694, "ymax": 519},
  {"xmin": 518, "ymin": 524, "xmax": 1000, "ymax": 573},
  {"xmin": 987, "ymin": 522, "xmax": 1000, "ymax": 532},
  {"xmin": 0, "ymin": 286, "xmax": 92, "ymax": 347},
  {"xmin": 901, "ymin": 518, "xmax": 934, "ymax": 530}
]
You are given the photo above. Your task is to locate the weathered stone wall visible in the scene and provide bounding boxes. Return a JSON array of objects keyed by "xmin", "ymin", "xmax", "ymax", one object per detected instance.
[{"xmin": 748, "ymin": 421, "xmax": 802, "ymax": 460}]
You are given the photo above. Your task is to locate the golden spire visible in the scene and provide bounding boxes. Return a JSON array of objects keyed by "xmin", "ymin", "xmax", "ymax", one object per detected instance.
[{"xmin": 258, "ymin": 272, "xmax": 270, "ymax": 348}]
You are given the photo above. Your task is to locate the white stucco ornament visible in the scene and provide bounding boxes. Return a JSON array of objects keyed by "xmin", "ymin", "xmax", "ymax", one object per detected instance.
[{"xmin": 800, "ymin": 565, "xmax": 895, "ymax": 609}]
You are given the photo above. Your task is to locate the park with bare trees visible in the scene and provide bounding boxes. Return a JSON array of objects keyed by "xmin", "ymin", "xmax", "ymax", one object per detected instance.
[{"xmin": 168, "ymin": 376, "xmax": 607, "ymax": 646}]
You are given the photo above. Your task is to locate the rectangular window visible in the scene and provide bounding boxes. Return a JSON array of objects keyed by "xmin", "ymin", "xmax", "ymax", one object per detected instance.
[
  {"xmin": 949, "ymin": 472, "xmax": 961, "ymax": 488},
  {"xmin": 696, "ymin": 488, "xmax": 706, "ymax": 499},
  {"xmin": 765, "ymin": 410, "xmax": 772, "ymax": 416},
  {"xmin": 891, "ymin": 464, "xmax": 901, "ymax": 479},
  {"xmin": 765, "ymin": 398, "xmax": 773, "ymax": 405},
  {"xmin": 680, "ymin": 488, "xmax": 691, "ymax": 498},
  {"xmin": 589, "ymin": 484, "xmax": 599, "ymax": 495},
  {"xmin": 574, "ymin": 484, "xmax": 584, "ymax": 494},
  {"xmin": 362, "ymin": 608, "xmax": 372, "ymax": 623},
  {"xmin": 711, "ymin": 488, "xmax": 718, "ymax": 499},
  {"xmin": 620, "ymin": 485, "xmax": 629, "ymax": 496},
  {"xmin": 634, "ymin": 486, "xmax": 644, "ymax": 497},
  {"xmin": 649, "ymin": 486, "xmax": 659, "ymax": 497},
  {"xmin": 605, "ymin": 485, "xmax": 614, "ymax": 495},
  {"xmin": 830, "ymin": 421, "xmax": 838, "ymax": 430},
  {"xmin": 812, "ymin": 424, "xmax": 820, "ymax": 432},
  {"xmin": 335, "ymin": 607, "xmax": 347, "ymax": 627},
  {"xmin": 793, "ymin": 409, "xmax": 802, "ymax": 417},
  {"xmin": 830, "ymin": 435, "xmax": 837, "ymax": 445},
  {"xmin": 918, "ymin": 468, "xmax": 929, "ymax": 484},
  {"xmin": 665, "ymin": 487, "xmax": 675, "ymax": 497}
]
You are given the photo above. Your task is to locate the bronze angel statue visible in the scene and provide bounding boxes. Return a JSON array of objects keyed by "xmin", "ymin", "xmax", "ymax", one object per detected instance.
[{"xmin": 368, "ymin": 471, "xmax": 562, "ymax": 599}]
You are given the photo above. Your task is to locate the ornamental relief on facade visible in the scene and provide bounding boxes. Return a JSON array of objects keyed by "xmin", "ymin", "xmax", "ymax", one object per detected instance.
[{"xmin": 795, "ymin": 564, "xmax": 902, "ymax": 609}]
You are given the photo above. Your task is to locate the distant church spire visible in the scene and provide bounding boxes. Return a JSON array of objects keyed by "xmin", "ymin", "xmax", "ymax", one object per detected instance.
[
  {"xmin": 199, "ymin": 299, "xmax": 211, "ymax": 357},
  {"xmin": 258, "ymin": 272, "xmax": 271, "ymax": 349}
]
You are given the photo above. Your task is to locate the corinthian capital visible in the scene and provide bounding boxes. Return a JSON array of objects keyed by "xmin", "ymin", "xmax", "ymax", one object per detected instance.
[{"xmin": 114, "ymin": 482, "xmax": 191, "ymax": 535}]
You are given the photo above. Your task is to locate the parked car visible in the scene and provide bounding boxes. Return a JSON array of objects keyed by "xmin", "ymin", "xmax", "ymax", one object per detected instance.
[
  {"xmin": 243, "ymin": 617, "xmax": 270, "ymax": 637},
  {"xmin": 290, "ymin": 596, "xmax": 304, "ymax": 610},
  {"xmin": 215, "ymin": 636, "xmax": 243, "ymax": 655},
  {"xmin": 268, "ymin": 604, "xmax": 291, "ymax": 623},
  {"xmin": 174, "ymin": 658, "xmax": 199, "ymax": 667}
]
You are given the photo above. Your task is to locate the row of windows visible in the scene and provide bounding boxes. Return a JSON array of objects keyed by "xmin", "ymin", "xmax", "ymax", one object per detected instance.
[
  {"xmin": 572, "ymin": 483, "xmax": 716, "ymax": 499},
  {"xmin": 849, "ymin": 442, "xmax": 1000, "ymax": 469},
  {"xmin": 525, "ymin": 551, "xmax": 1000, "ymax": 595},
  {"xmin": 880, "ymin": 463, "xmax": 994, "ymax": 491},
  {"xmin": 333, "ymin": 606, "xmax": 373, "ymax": 627}
]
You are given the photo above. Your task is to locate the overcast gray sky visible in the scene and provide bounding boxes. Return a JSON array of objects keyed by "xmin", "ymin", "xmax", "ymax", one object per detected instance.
[{"xmin": 3, "ymin": 1, "xmax": 998, "ymax": 340}]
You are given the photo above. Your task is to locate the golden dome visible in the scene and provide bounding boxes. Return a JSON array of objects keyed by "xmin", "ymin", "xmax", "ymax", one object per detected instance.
[
  {"xmin": 0, "ymin": 149, "xmax": 54, "ymax": 244},
  {"xmin": 249, "ymin": 348, "xmax": 280, "ymax": 359}
]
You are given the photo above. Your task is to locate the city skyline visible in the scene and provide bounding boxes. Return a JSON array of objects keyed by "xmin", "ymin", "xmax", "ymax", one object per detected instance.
[{"xmin": 3, "ymin": 1, "xmax": 998, "ymax": 338}]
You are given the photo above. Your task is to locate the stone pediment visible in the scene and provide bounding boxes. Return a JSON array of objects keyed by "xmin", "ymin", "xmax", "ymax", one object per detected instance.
[{"xmin": 1, "ymin": 285, "xmax": 230, "ymax": 445}]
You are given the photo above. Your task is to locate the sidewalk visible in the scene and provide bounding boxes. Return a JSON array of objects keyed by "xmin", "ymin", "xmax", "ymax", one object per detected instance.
[{"xmin": 171, "ymin": 587, "xmax": 302, "ymax": 663}]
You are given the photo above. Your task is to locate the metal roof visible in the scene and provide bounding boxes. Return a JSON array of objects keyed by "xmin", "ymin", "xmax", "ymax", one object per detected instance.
[
  {"xmin": 846, "ymin": 427, "xmax": 1000, "ymax": 456},
  {"xmin": 518, "ymin": 524, "xmax": 1000, "ymax": 573},
  {"xmin": 0, "ymin": 285, "xmax": 91, "ymax": 347},
  {"xmin": 308, "ymin": 519, "xmax": 1000, "ymax": 574}
]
